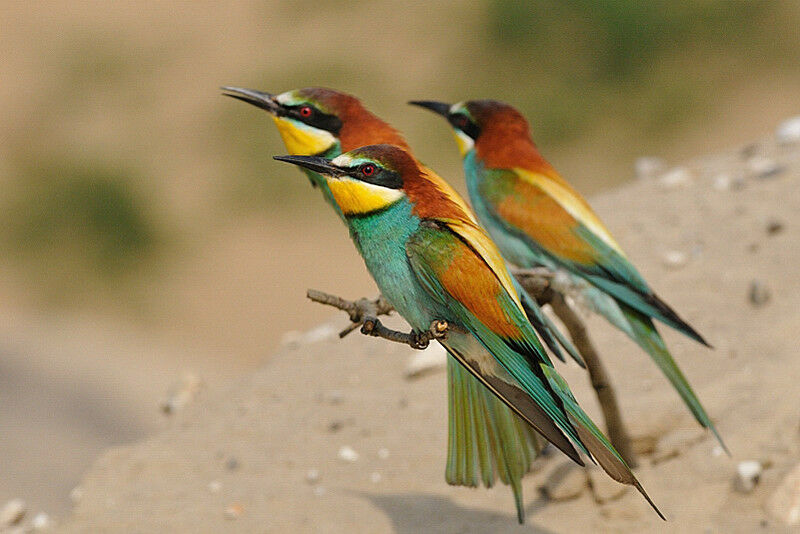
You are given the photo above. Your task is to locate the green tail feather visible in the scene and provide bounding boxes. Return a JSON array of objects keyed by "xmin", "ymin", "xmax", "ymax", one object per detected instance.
[
  {"xmin": 446, "ymin": 357, "xmax": 542, "ymax": 523},
  {"xmin": 581, "ymin": 282, "xmax": 725, "ymax": 449},
  {"xmin": 620, "ymin": 304, "xmax": 727, "ymax": 451},
  {"xmin": 540, "ymin": 364, "xmax": 665, "ymax": 520}
]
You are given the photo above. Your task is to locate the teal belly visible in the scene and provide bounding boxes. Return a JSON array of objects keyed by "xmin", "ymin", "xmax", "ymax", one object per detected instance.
[{"xmin": 347, "ymin": 200, "xmax": 441, "ymax": 332}]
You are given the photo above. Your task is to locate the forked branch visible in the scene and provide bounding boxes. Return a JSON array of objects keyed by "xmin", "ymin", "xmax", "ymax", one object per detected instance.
[{"xmin": 306, "ymin": 289, "xmax": 448, "ymax": 349}]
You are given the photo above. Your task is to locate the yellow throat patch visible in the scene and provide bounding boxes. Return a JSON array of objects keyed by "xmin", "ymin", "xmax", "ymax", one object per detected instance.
[
  {"xmin": 327, "ymin": 177, "xmax": 404, "ymax": 215},
  {"xmin": 271, "ymin": 116, "xmax": 336, "ymax": 155}
]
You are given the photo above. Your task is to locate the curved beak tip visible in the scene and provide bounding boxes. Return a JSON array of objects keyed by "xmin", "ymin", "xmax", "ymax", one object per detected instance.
[
  {"xmin": 221, "ymin": 86, "xmax": 277, "ymax": 113},
  {"xmin": 408, "ymin": 100, "xmax": 452, "ymax": 117}
]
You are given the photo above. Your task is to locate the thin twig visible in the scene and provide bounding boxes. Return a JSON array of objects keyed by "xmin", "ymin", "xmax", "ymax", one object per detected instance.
[
  {"xmin": 306, "ymin": 289, "xmax": 448, "ymax": 349},
  {"xmin": 307, "ymin": 278, "xmax": 637, "ymax": 467},
  {"xmin": 546, "ymin": 291, "xmax": 638, "ymax": 468},
  {"xmin": 307, "ymin": 289, "xmax": 393, "ymax": 338}
]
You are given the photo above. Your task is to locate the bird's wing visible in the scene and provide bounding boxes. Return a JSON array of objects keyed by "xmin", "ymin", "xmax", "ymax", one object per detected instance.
[
  {"xmin": 479, "ymin": 167, "xmax": 708, "ymax": 344},
  {"xmin": 405, "ymin": 219, "xmax": 662, "ymax": 514},
  {"xmin": 404, "ymin": 219, "xmax": 586, "ymax": 458}
]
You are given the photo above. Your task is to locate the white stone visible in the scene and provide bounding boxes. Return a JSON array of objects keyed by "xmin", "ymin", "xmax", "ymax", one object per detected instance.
[
  {"xmin": 662, "ymin": 250, "xmax": 688, "ymax": 270},
  {"xmin": 776, "ymin": 116, "xmax": 800, "ymax": 145},
  {"xmin": 301, "ymin": 323, "xmax": 337, "ymax": 344},
  {"xmin": 733, "ymin": 460, "xmax": 762, "ymax": 493},
  {"xmin": 207, "ymin": 480, "xmax": 221, "ymax": 493},
  {"xmin": 160, "ymin": 373, "xmax": 203, "ymax": 414},
  {"xmin": 747, "ymin": 155, "xmax": 781, "ymax": 178},
  {"xmin": 766, "ymin": 463, "xmax": 800, "ymax": 526},
  {"xmin": 404, "ymin": 344, "xmax": 447, "ymax": 379},
  {"xmin": 305, "ymin": 469, "xmax": 321, "ymax": 483},
  {"xmin": 635, "ymin": 157, "xmax": 667, "ymax": 180},
  {"xmin": 658, "ymin": 167, "xmax": 692, "ymax": 189},
  {"xmin": 32, "ymin": 512, "xmax": 51, "ymax": 530},
  {"xmin": 377, "ymin": 448, "xmax": 390, "ymax": 460},
  {"xmin": 0, "ymin": 499, "xmax": 26, "ymax": 527},
  {"xmin": 338, "ymin": 446, "xmax": 359, "ymax": 462},
  {"xmin": 370, "ymin": 472, "xmax": 382, "ymax": 483}
]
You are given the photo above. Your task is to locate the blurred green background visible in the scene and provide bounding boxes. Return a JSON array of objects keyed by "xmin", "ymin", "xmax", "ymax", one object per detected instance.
[
  {"xmin": 0, "ymin": 0, "xmax": 798, "ymax": 517},
  {"xmin": 2, "ymin": 1, "xmax": 799, "ymax": 331}
]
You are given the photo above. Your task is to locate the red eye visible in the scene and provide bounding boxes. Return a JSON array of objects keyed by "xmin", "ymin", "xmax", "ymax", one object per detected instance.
[
  {"xmin": 299, "ymin": 106, "xmax": 312, "ymax": 117},
  {"xmin": 455, "ymin": 116, "xmax": 468, "ymax": 129},
  {"xmin": 361, "ymin": 164, "xmax": 376, "ymax": 177}
]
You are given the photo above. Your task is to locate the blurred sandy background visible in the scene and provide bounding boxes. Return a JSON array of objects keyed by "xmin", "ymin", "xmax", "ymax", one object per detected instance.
[{"xmin": 1, "ymin": 0, "xmax": 799, "ymax": 523}]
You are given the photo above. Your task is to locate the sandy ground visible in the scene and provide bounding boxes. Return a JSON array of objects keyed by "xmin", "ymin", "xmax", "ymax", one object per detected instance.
[{"xmin": 35, "ymin": 137, "xmax": 800, "ymax": 533}]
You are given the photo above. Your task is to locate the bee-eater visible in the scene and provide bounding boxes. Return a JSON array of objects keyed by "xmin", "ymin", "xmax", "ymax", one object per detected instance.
[
  {"xmin": 222, "ymin": 87, "xmax": 583, "ymax": 522},
  {"xmin": 274, "ymin": 144, "xmax": 662, "ymax": 520},
  {"xmin": 410, "ymin": 99, "xmax": 724, "ymax": 448}
]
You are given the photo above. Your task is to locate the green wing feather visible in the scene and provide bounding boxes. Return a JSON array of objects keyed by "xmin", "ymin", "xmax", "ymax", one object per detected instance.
[{"xmin": 405, "ymin": 223, "xmax": 587, "ymax": 459}]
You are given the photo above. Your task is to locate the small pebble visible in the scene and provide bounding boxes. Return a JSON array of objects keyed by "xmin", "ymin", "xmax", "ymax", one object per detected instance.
[
  {"xmin": 658, "ymin": 167, "xmax": 692, "ymax": 189},
  {"xmin": 303, "ymin": 323, "xmax": 337, "ymax": 344},
  {"xmin": 711, "ymin": 445, "xmax": 725, "ymax": 458},
  {"xmin": 224, "ymin": 503, "xmax": 244, "ymax": 520},
  {"xmin": 734, "ymin": 460, "xmax": 763, "ymax": 493},
  {"xmin": 662, "ymin": 250, "xmax": 688, "ymax": 270},
  {"xmin": 338, "ymin": 446, "xmax": 359, "ymax": 462},
  {"xmin": 305, "ymin": 469, "xmax": 321, "ymax": 484},
  {"xmin": 32, "ymin": 512, "xmax": 50, "ymax": 530},
  {"xmin": 776, "ymin": 115, "xmax": 800, "ymax": 145},
  {"xmin": 766, "ymin": 219, "xmax": 784, "ymax": 236},
  {"xmin": 225, "ymin": 457, "xmax": 240, "ymax": 471},
  {"xmin": 370, "ymin": 472, "xmax": 382, "ymax": 483},
  {"xmin": 160, "ymin": 373, "xmax": 203, "ymax": 414},
  {"xmin": 0, "ymin": 499, "xmax": 26, "ymax": 527},
  {"xmin": 712, "ymin": 172, "xmax": 745, "ymax": 191},
  {"xmin": 313, "ymin": 486, "xmax": 326, "ymax": 497},
  {"xmin": 747, "ymin": 155, "xmax": 783, "ymax": 179},
  {"xmin": 327, "ymin": 420, "xmax": 344, "ymax": 433},
  {"xmin": 327, "ymin": 390, "xmax": 344, "ymax": 405},
  {"xmin": 749, "ymin": 280, "xmax": 771, "ymax": 307},
  {"xmin": 69, "ymin": 487, "xmax": 83, "ymax": 504},
  {"xmin": 208, "ymin": 480, "xmax": 222, "ymax": 493},
  {"xmin": 635, "ymin": 157, "xmax": 667, "ymax": 180},
  {"xmin": 377, "ymin": 448, "xmax": 390, "ymax": 460}
]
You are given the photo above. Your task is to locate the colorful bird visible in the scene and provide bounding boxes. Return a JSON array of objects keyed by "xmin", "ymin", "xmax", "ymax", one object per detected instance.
[
  {"xmin": 222, "ymin": 87, "xmax": 580, "ymax": 522},
  {"xmin": 274, "ymin": 144, "xmax": 663, "ymax": 520},
  {"xmin": 410, "ymin": 99, "xmax": 724, "ymax": 448}
]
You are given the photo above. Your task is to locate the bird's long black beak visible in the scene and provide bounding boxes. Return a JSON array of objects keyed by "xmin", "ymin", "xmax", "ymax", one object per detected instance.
[
  {"xmin": 273, "ymin": 155, "xmax": 347, "ymax": 177},
  {"xmin": 221, "ymin": 86, "xmax": 279, "ymax": 113},
  {"xmin": 408, "ymin": 100, "xmax": 452, "ymax": 118}
]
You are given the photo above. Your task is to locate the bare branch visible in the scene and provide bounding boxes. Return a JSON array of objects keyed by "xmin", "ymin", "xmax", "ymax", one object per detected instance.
[
  {"xmin": 307, "ymin": 289, "xmax": 394, "ymax": 338},
  {"xmin": 547, "ymin": 291, "xmax": 637, "ymax": 468},
  {"xmin": 306, "ymin": 289, "xmax": 448, "ymax": 349}
]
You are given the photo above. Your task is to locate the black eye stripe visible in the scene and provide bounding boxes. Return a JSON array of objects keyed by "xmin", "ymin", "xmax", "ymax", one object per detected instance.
[
  {"xmin": 282, "ymin": 104, "xmax": 343, "ymax": 135},
  {"xmin": 448, "ymin": 113, "xmax": 480, "ymax": 140},
  {"xmin": 347, "ymin": 165, "xmax": 403, "ymax": 189}
]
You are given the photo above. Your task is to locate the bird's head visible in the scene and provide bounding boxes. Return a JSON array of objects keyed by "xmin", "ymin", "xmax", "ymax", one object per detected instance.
[
  {"xmin": 409, "ymin": 99, "xmax": 532, "ymax": 159},
  {"xmin": 222, "ymin": 86, "xmax": 346, "ymax": 156},
  {"xmin": 222, "ymin": 86, "xmax": 407, "ymax": 157},
  {"xmin": 274, "ymin": 144, "xmax": 417, "ymax": 216}
]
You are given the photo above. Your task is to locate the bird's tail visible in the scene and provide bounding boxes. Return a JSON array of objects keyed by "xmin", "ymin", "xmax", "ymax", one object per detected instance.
[
  {"xmin": 579, "ymin": 284, "xmax": 725, "ymax": 450},
  {"xmin": 446, "ymin": 356, "xmax": 543, "ymax": 524},
  {"xmin": 539, "ymin": 364, "xmax": 666, "ymax": 520}
]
